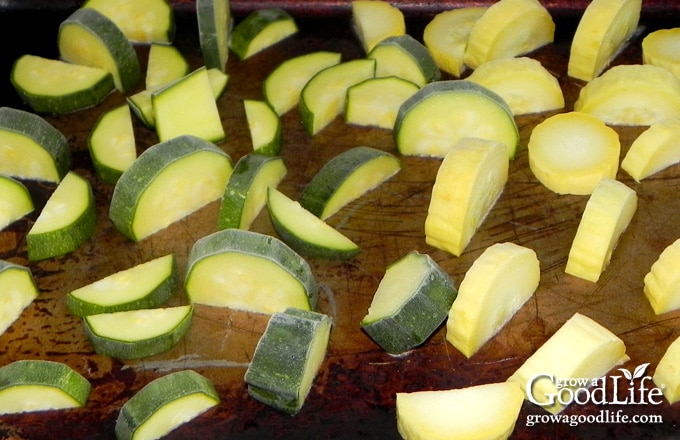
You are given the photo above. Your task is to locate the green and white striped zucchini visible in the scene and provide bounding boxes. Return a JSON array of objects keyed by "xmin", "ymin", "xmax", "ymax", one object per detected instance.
[
  {"xmin": 299, "ymin": 146, "xmax": 400, "ymax": 220},
  {"xmin": 58, "ymin": 7, "xmax": 142, "ymax": 93},
  {"xmin": 115, "ymin": 370, "xmax": 220, "ymax": 440},
  {"xmin": 27, "ymin": 171, "xmax": 97, "ymax": 261},
  {"xmin": 109, "ymin": 135, "xmax": 233, "ymax": 242},
  {"xmin": 0, "ymin": 360, "xmax": 91, "ymax": 414},
  {"xmin": 83, "ymin": 305, "xmax": 194, "ymax": 359},
  {"xmin": 11, "ymin": 54, "xmax": 114, "ymax": 115},
  {"xmin": 66, "ymin": 254, "xmax": 177, "ymax": 317},
  {"xmin": 218, "ymin": 153, "xmax": 287, "ymax": 230},
  {"xmin": 0, "ymin": 107, "xmax": 72, "ymax": 183},
  {"xmin": 184, "ymin": 229, "xmax": 318, "ymax": 314},
  {"xmin": 245, "ymin": 307, "xmax": 332, "ymax": 415},
  {"xmin": 361, "ymin": 251, "xmax": 457, "ymax": 355}
]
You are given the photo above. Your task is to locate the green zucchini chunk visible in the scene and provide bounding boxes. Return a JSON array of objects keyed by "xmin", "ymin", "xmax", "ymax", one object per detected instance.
[
  {"xmin": 244, "ymin": 99, "xmax": 282, "ymax": 155},
  {"xmin": 184, "ymin": 229, "xmax": 318, "ymax": 314},
  {"xmin": 0, "ymin": 260, "xmax": 39, "ymax": 336},
  {"xmin": 245, "ymin": 308, "xmax": 332, "ymax": 415},
  {"xmin": 27, "ymin": 171, "xmax": 97, "ymax": 262},
  {"xmin": 115, "ymin": 370, "xmax": 220, "ymax": 440},
  {"xmin": 217, "ymin": 153, "xmax": 287, "ymax": 230},
  {"xmin": 230, "ymin": 7, "xmax": 298, "ymax": 60},
  {"xmin": 0, "ymin": 360, "xmax": 91, "ymax": 414},
  {"xmin": 83, "ymin": 305, "xmax": 194, "ymax": 359},
  {"xmin": 82, "ymin": 0, "xmax": 176, "ymax": 44},
  {"xmin": 196, "ymin": 0, "xmax": 232, "ymax": 72},
  {"xmin": 58, "ymin": 7, "xmax": 142, "ymax": 93},
  {"xmin": 361, "ymin": 251, "xmax": 458, "ymax": 355},
  {"xmin": 11, "ymin": 54, "xmax": 114, "ymax": 115},
  {"xmin": 394, "ymin": 80, "xmax": 519, "ymax": 159},
  {"xmin": 0, "ymin": 175, "xmax": 34, "ymax": 231},
  {"xmin": 345, "ymin": 76, "xmax": 420, "ymax": 130},
  {"xmin": 66, "ymin": 254, "xmax": 177, "ymax": 317},
  {"xmin": 88, "ymin": 104, "xmax": 137, "ymax": 184},
  {"xmin": 109, "ymin": 134, "xmax": 233, "ymax": 242},
  {"xmin": 267, "ymin": 187, "xmax": 360, "ymax": 260},
  {"xmin": 367, "ymin": 34, "xmax": 441, "ymax": 86},
  {"xmin": 299, "ymin": 146, "xmax": 401, "ymax": 220},
  {"xmin": 0, "ymin": 107, "xmax": 72, "ymax": 183}
]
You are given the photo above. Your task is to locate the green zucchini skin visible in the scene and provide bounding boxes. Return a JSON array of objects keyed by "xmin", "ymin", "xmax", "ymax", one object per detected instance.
[
  {"xmin": 244, "ymin": 307, "xmax": 332, "ymax": 415},
  {"xmin": 361, "ymin": 251, "xmax": 458, "ymax": 355},
  {"xmin": 0, "ymin": 107, "xmax": 72, "ymax": 182},
  {"xmin": 58, "ymin": 8, "xmax": 142, "ymax": 93},
  {"xmin": 115, "ymin": 370, "xmax": 219, "ymax": 440},
  {"xmin": 0, "ymin": 360, "xmax": 91, "ymax": 408},
  {"xmin": 368, "ymin": 34, "xmax": 441, "ymax": 85},
  {"xmin": 186, "ymin": 229, "xmax": 319, "ymax": 310},
  {"xmin": 109, "ymin": 134, "xmax": 233, "ymax": 241},
  {"xmin": 11, "ymin": 55, "xmax": 115, "ymax": 115},
  {"xmin": 196, "ymin": 0, "xmax": 231, "ymax": 72},
  {"xmin": 83, "ymin": 305, "xmax": 194, "ymax": 360},
  {"xmin": 299, "ymin": 146, "xmax": 400, "ymax": 218},
  {"xmin": 229, "ymin": 7, "xmax": 297, "ymax": 60}
]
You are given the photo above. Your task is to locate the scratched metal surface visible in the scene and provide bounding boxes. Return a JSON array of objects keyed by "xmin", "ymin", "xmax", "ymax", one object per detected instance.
[{"xmin": 1, "ymin": 3, "xmax": 680, "ymax": 440}]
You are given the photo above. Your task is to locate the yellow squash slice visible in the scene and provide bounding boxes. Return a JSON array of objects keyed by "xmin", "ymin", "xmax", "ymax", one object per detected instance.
[
  {"xmin": 643, "ymin": 238, "xmax": 680, "ymax": 315},
  {"xmin": 643, "ymin": 28, "xmax": 680, "ymax": 81},
  {"xmin": 621, "ymin": 119, "xmax": 680, "ymax": 181},
  {"xmin": 653, "ymin": 336, "xmax": 680, "ymax": 404}
]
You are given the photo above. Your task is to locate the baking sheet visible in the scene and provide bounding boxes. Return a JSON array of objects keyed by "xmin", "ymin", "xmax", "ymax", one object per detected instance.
[{"xmin": 1, "ymin": 2, "xmax": 680, "ymax": 439}]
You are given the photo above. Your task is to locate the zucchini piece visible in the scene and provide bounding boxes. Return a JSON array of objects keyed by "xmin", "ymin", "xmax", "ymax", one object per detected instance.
[
  {"xmin": 10, "ymin": 54, "xmax": 114, "ymax": 115},
  {"xmin": 653, "ymin": 336, "xmax": 680, "ymax": 404},
  {"xmin": 217, "ymin": 153, "xmax": 287, "ymax": 230},
  {"xmin": 466, "ymin": 57, "xmax": 565, "ymax": 115},
  {"xmin": 446, "ymin": 243, "xmax": 540, "ymax": 358},
  {"xmin": 425, "ymin": 137, "xmax": 508, "ymax": 257},
  {"xmin": 229, "ymin": 7, "xmax": 298, "ymax": 60},
  {"xmin": 361, "ymin": 251, "xmax": 457, "ymax": 355},
  {"xmin": 396, "ymin": 382, "xmax": 524, "ymax": 440},
  {"xmin": 299, "ymin": 59, "xmax": 376, "ymax": 136},
  {"xmin": 88, "ymin": 104, "xmax": 137, "ymax": 184},
  {"xmin": 351, "ymin": 0, "xmax": 405, "ymax": 53},
  {"xmin": 207, "ymin": 67, "xmax": 230, "ymax": 98},
  {"xmin": 152, "ymin": 67, "xmax": 225, "ymax": 143},
  {"xmin": 0, "ymin": 260, "xmax": 39, "ymax": 336},
  {"xmin": 0, "ymin": 360, "xmax": 91, "ymax": 415},
  {"xmin": 27, "ymin": 171, "xmax": 97, "ymax": 262},
  {"xmin": 621, "ymin": 119, "xmax": 680, "ymax": 182},
  {"xmin": 82, "ymin": 0, "xmax": 175, "ymax": 44},
  {"xmin": 644, "ymin": 238, "xmax": 680, "ymax": 315},
  {"xmin": 423, "ymin": 7, "xmax": 487, "ymax": 77},
  {"xmin": 464, "ymin": 0, "xmax": 555, "ymax": 69},
  {"xmin": 367, "ymin": 34, "xmax": 440, "ymax": 87},
  {"xmin": 528, "ymin": 111, "xmax": 620, "ymax": 195},
  {"xmin": 568, "ymin": 0, "xmax": 641, "ymax": 81},
  {"xmin": 0, "ymin": 175, "xmax": 34, "ymax": 231},
  {"xmin": 565, "ymin": 178, "xmax": 637, "ymax": 283},
  {"xmin": 58, "ymin": 7, "xmax": 142, "ymax": 93},
  {"xmin": 507, "ymin": 312, "xmax": 628, "ymax": 414},
  {"xmin": 643, "ymin": 28, "xmax": 680, "ymax": 81},
  {"xmin": 145, "ymin": 43, "xmax": 189, "ymax": 91},
  {"xmin": 267, "ymin": 187, "xmax": 360, "ymax": 260},
  {"xmin": 0, "ymin": 107, "xmax": 72, "ymax": 183},
  {"xmin": 83, "ymin": 305, "xmax": 194, "ymax": 359},
  {"xmin": 244, "ymin": 308, "xmax": 332, "ymax": 415},
  {"xmin": 263, "ymin": 51, "xmax": 342, "ymax": 116},
  {"xmin": 184, "ymin": 229, "xmax": 318, "ymax": 314},
  {"xmin": 197, "ymin": 0, "xmax": 231, "ymax": 72},
  {"xmin": 66, "ymin": 254, "xmax": 177, "ymax": 317},
  {"xmin": 109, "ymin": 135, "xmax": 233, "ymax": 242},
  {"xmin": 574, "ymin": 64, "xmax": 680, "ymax": 126},
  {"xmin": 115, "ymin": 370, "xmax": 220, "ymax": 440},
  {"xmin": 345, "ymin": 76, "xmax": 419, "ymax": 130},
  {"xmin": 299, "ymin": 146, "xmax": 401, "ymax": 220},
  {"xmin": 244, "ymin": 99, "xmax": 282, "ymax": 155},
  {"xmin": 394, "ymin": 80, "xmax": 519, "ymax": 159}
]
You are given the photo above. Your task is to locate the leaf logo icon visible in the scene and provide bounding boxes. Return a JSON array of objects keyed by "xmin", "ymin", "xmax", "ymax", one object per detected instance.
[{"xmin": 618, "ymin": 363, "xmax": 650, "ymax": 385}]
